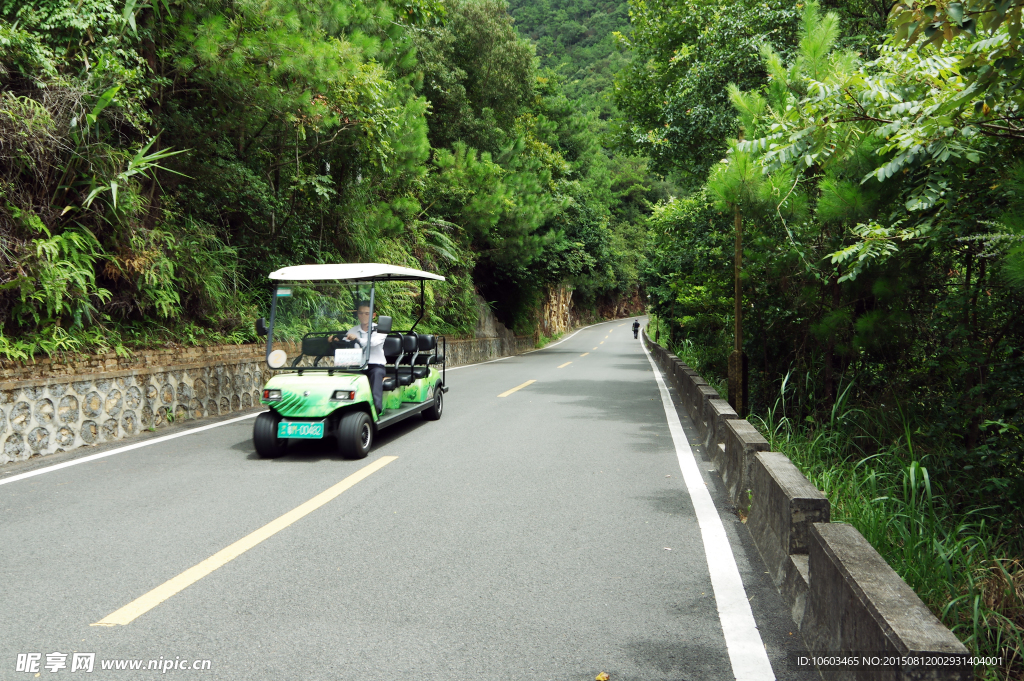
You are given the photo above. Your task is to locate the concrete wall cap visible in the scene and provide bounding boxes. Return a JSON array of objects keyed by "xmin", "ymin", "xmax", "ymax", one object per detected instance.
[
  {"xmin": 707, "ymin": 398, "xmax": 739, "ymax": 418},
  {"xmin": 756, "ymin": 452, "xmax": 826, "ymax": 501},
  {"xmin": 725, "ymin": 418, "xmax": 769, "ymax": 444},
  {"xmin": 810, "ymin": 522, "xmax": 969, "ymax": 655}
]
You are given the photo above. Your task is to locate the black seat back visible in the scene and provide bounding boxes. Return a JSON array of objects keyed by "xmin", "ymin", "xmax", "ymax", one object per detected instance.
[
  {"xmin": 414, "ymin": 334, "xmax": 436, "ymax": 364},
  {"xmin": 301, "ymin": 335, "xmax": 330, "ymax": 357},
  {"xmin": 399, "ymin": 334, "xmax": 418, "ymax": 365},
  {"xmin": 382, "ymin": 335, "xmax": 402, "ymax": 363}
]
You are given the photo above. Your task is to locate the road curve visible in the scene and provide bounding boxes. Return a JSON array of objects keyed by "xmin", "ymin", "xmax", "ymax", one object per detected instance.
[{"xmin": 1, "ymin": 319, "xmax": 817, "ymax": 680}]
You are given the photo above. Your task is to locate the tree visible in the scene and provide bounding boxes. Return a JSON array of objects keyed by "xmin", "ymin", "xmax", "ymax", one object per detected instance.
[
  {"xmin": 415, "ymin": 0, "xmax": 536, "ymax": 154},
  {"xmin": 612, "ymin": 0, "xmax": 800, "ymax": 181}
]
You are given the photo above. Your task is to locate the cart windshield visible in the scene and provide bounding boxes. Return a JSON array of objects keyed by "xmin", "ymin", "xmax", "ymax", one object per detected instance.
[{"xmin": 267, "ymin": 282, "xmax": 374, "ymax": 371}]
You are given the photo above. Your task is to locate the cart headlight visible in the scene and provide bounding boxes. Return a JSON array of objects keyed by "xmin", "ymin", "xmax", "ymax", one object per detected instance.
[
  {"xmin": 263, "ymin": 389, "xmax": 282, "ymax": 401},
  {"xmin": 331, "ymin": 390, "xmax": 355, "ymax": 401}
]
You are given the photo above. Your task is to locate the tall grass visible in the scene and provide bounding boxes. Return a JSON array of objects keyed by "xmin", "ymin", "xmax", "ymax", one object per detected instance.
[{"xmin": 750, "ymin": 374, "xmax": 1023, "ymax": 681}]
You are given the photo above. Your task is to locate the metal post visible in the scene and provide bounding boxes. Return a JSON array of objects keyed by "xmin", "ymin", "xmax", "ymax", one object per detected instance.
[
  {"xmin": 266, "ymin": 285, "xmax": 279, "ymax": 365},
  {"xmin": 366, "ymin": 282, "xmax": 375, "ymax": 370},
  {"xmin": 729, "ymin": 206, "xmax": 748, "ymax": 417},
  {"xmin": 734, "ymin": 206, "xmax": 742, "ymax": 355}
]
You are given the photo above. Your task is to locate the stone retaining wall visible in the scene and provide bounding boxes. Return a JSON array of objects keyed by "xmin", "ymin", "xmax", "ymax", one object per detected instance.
[
  {"xmin": 0, "ymin": 334, "xmax": 536, "ymax": 466},
  {"xmin": 0, "ymin": 361, "xmax": 270, "ymax": 465},
  {"xmin": 643, "ymin": 329, "xmax": 970, "ymax": 680}
]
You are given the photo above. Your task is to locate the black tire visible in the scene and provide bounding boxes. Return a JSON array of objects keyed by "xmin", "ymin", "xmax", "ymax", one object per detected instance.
[
  {"xmin": 422, "ymin": 384, "xmax": 443, "ymax": 421},
  {"xmin": 337, "ymin": 410, "xmax": 373, "ymax": 459},
  {"xmin": 253, "ymin": 411, "xmax": 288, "ymax": 458}
]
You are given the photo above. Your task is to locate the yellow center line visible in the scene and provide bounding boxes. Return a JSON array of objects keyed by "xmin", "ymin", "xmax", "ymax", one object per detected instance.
[
  {"xmin": 498, "ymin": 380, "xmax": 535, "ymax": 398},
  {"xmin": 580, "ymin": 352, "xmax": 589, "ymax": 357},
  {"xmin": 92, "ymin": 456, "xmax": 399, "ymax": 627},
  {"xmin": 599, "ymin": 341, "xmax": 604, "ymax": 345},
  {"xmin": 592, "ymin": 347, "xmax": 598, "ymax": 350},
  {"xmin": 557, "ymin": 361, "xmax": 572, "ymax": 368}
]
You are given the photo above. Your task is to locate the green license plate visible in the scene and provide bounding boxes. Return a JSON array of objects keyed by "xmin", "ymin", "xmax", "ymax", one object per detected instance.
[{"xmin": 278, "ymin": 421, "xmax": 325, "ymax": 439}]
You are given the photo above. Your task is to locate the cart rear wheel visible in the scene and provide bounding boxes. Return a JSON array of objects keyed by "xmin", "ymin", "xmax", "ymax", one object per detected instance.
[
  {"xmin": 337, "ymin": 411, "xmax": 373, "ymax": 459},
  {"xmin": 423, "ymin": 384, "xmax": 443, "ymax": 421},
  {"xmin": 254, "ymin": 411, "xmax": 288, "ymax": 458}
]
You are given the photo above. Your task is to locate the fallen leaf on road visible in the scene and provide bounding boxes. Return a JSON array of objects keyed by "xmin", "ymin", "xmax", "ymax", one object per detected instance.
[{"xmin": 596, "ymin": 673, "xmax": 610, "ymax": 681}]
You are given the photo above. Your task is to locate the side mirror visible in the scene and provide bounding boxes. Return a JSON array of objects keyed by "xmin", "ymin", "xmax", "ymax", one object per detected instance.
[
  {"xmin": 255, "ymin": 318, "xmax": 268, "ymax": 337},
  {"xmin": 376, "ymin": 316, "xmax": 392, "ymax": 333}
]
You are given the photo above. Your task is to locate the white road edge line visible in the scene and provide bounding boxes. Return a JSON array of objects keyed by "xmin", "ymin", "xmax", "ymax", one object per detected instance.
[
  {"xmin": 640, "ymin": 340, "xmax": 776, "ymax": 681},
  {"xmin": 541, "ymin": 317, "xmax": 622, "ymax": 350},
  {"xmin": 445, "ymin": 355, "xmax": 515, "ymax": 371},
  {"xmin": 0, "ymin": 412, "xmax": 261, "ymax": 487}
]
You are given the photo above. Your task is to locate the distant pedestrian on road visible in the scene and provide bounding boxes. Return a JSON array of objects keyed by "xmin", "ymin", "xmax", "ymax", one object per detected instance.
[{"xmin": 632, "ymin": 320, "xmax": 640, "ymax": 339}]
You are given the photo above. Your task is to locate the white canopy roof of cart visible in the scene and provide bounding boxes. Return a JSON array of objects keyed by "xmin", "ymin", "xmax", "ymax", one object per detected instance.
[{"xmin": 268, "ymin": 263, "xmax": 445, "ymax": 282}]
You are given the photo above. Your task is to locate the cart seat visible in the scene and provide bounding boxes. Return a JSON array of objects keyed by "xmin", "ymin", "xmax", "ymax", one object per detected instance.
[
  {"xmin": 414, "ymin": 335, "xmax": 436, "ymax": 364},
  {"xmin": 382, "ymin": 335, "xmax": 402, "ymax": 364},
  {"xmin": 381, "ymin": 335, "xmax": 403, "ymax": 391},
  {"xmin": 396, "ymin": 334, "xmax": 418, "ymax": 385},
  {"xmin": 398, "ymin": 334, "xmax": 418, "ymax": 364},
  {"xmin": 301, "ymin": 335, "xmax": 330, "ymax": 357}
]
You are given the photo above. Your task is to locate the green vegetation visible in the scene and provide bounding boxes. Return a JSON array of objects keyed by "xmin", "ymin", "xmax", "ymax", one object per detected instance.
[
  {"xmin": 626, "ymin": 2, "xmax": 1024, "ymax": 676},
  {"xmin": 6, "ymin": 0, "xmax": 1022, "ymax": 671},
  {"xmin": 754, "ymin": 379, "xmax": 1023, "ymax": 674},
  {"xmin": 0, "ymin": 0, "xmax": 654, "ymax": 361},
  {"xmin": 507, "ymin": 0, "xmax": 630, "ymax": 108}
]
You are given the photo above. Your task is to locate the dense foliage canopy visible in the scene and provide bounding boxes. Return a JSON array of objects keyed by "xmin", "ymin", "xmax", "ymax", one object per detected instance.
[
  {"xmin": 0, "ymin": 0, "xmax": 653, "ymax": 358},
  {"xmin": 615, "ymin": 1, "xmax": 1024, "ymax": 671}
]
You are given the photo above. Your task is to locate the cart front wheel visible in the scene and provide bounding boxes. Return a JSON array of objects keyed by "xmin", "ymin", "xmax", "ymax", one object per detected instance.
[
  {"xmin": 337, "ymin": 411, "xmax": 373, "ymax": 459},
  {"xmin": 254, "ymin": 411, "xmax": 288, "ymax": 458}
]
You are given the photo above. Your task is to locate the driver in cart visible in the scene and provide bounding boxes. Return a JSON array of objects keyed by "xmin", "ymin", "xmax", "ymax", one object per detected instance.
[{"xmin": 343, "ymin": 301, "xmax": 387, "ymax": 415}]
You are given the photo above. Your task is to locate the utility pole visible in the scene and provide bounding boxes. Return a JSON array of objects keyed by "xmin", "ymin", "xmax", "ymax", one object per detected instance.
[{"xmin": 728, "ymin": 205, "xmax": 748, "ymax": 417}]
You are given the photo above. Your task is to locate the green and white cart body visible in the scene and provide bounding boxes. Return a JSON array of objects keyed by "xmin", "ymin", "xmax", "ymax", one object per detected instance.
[{"xmin": 252, "ymin": 264, "xmax": 448, "ymax": 459}]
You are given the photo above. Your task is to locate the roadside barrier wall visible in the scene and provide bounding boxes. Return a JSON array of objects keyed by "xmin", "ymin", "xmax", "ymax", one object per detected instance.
[
  {"xmin": 0, "ymin": 334, "xmax": 534, "ymax": 466},
  {"xmin": 642, "ymin": 330, "xmax": 971, "ymax": 681}
]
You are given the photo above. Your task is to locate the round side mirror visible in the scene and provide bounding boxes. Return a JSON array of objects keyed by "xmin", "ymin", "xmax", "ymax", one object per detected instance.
[{"xmin": 268, "ymin": 349, "xmax": 287, "ymax": 368}]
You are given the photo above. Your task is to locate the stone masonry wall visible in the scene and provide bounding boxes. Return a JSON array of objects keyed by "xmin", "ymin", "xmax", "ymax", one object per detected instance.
[
  {"xmin": 0, "ymin": 361, "xmax": 270, "ymax": 465},
  {"xmin": 0, "ymin": 334, "xmax": 538, "ymax": 466}
]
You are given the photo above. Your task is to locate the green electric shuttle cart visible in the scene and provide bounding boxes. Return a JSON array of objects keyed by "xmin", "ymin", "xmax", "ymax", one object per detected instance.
[{"xmin": 252, "ymin": 263, "xmax": 448, "ymax": 459}]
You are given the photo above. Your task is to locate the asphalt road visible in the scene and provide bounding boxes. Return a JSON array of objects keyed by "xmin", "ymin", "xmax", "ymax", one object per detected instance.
[{"xmin": 1, "ymin": 319, "xmax": 817, "ymax": 681}]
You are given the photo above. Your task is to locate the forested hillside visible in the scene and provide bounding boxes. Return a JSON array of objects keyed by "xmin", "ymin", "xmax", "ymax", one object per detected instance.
[
  {"xmin": 507, "ymin": 0, "xmax": 629, "ymax": 107},
  {"xmin": 614, "ymin": 0, "xmax": 1024, "ymax": 673},
  {"xmin": 0, "ymin": 0, "xmax": 657, "ymax": 359}
]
